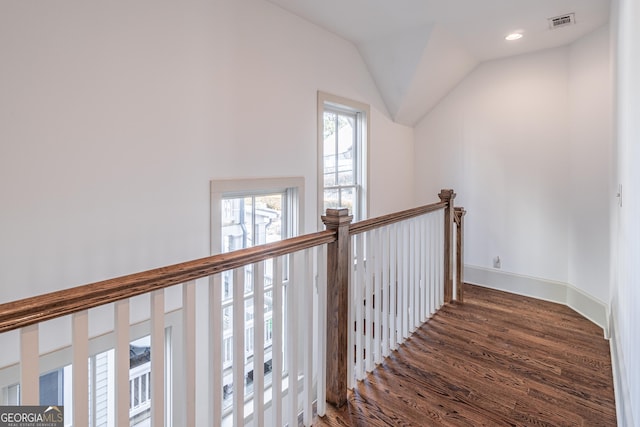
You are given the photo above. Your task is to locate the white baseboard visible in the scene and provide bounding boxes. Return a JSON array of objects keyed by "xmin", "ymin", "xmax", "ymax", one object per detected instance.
[
  {"xmin": 608, "ymin": 307, "xmax": 635, "ymax": 427},
  {"xmin": 464, "ymin": 265, "xmax": 609, "ymax": 335}
]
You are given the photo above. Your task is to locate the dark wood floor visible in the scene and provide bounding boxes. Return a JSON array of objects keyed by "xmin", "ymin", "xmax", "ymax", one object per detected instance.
[{"xmin": 316, "ymin": 284, "xmax": 616, "ymax": 426}]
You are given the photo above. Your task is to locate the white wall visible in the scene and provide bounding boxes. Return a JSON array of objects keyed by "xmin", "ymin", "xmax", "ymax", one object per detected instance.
[
  {"xmin": 414, "ymin": 30, "xmax": 612, "ymax": 320},
  {"xmin": 567, "ymin": 26, "xmax": 612, "ymax": 304},
  {"xmin": 369, "ymin": 112, "xmax": 415, "ymax": 216},
  {"xmin": 0, "ymin": 0, "xmax": 413, "ymax": 305},
  {"xmin": 415, "ymin": 47, "xmax": 572, "ymax": 282},
  {"xmin": 610, "ymin": 0, "xmax": 640, "ymax": 424},
  {"xmin": 0, "ymin": 0, "xmax": 415, "ymax": 421}
]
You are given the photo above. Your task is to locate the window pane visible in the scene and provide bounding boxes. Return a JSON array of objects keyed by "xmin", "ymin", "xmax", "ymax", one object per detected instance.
[
  {"xmin": 324, "ymin": 188, "xmax": 340, "ymax": 212},
  {"xmin": 245, "ymin": 264, "xmax": 253, "ymax": 295},
  {"xmin": 39, "ymin": 369, "xmax": 63, "ymax": 406},
  {"xmin": 324, "ymin": 112, "xmax": 338, "ymax": 187},
  {"xmin": 222, "ymin": 271, "xmax": 232, "ymax": 301},
  {"xmin": 338, "ymin": 169, "xmax": 353, "ymax": 186},
  {"xmin": 264, "ymin": 259, "xmax": 273, "ymax": 289},
  {"xmin": 134, "ymin": 378, "xmax": 140, "ymax": 407},
  {"xmin": 223, "ymin": 306, "xmax": 232, "ymax": 334},
  {"xmin": 265, "ymin": 318, "xmax": 273, "ymax": 345},
  {"xmin": 141, "ymin": 374, "xmax": 147, "ymax": 402},
  {"xmin": 340, "ymin": 187, "xmax": 355, "ymax": 216},
  {"xmin": 254, "ymin": 194, "xmax": 283, "ymax": 244},
  {"xmin": 323, "ymin": 112, "xmax": 338, "ymax": 141},
  {"xmin": 222, "ymin": 194, "xmax": 284, "ymax": 253},
  {"xmin": 244, "ymin": 196, "xmax": 254, "ymax": 247},
  {"xmin": 224, "ymin": 337, "xmax": 233, "ymax": 366},
  {"xmin": 337, "ymin": 115, "xmax": 355, "ymax": 186},
  {"xmin": 245, "ymin": 298, "xmax": 254, "ymax": 323},
  {"xmin": 245, "ymin": 326, "xmax": 254, "ymax": 356},
  {"xmin": 323, "ymin": 154, "xmax": 337, "ymax": 187},
  {"xmin": 264, "ymin": 290, "xmax": 273, "ymax": 314}
]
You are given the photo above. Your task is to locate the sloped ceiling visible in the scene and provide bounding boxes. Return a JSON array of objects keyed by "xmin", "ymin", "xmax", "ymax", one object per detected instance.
[{"xmin": 265, "ymin": 0, "xmax": 611, "ymax": 125}]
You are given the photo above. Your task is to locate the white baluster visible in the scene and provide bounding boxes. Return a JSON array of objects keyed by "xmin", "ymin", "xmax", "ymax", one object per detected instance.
[
  {"xmin": 354, "ymin": 234, "xmax": 365, "ymax": 380},
  {"xmin": 182, "ymin": 281, "xmax": 196, "ymax": 427},
  {"xmin": 20, "ymin": 324, "xmax": 39, "ymax": 405},
  {"xmin": 272, "ymin": 257, "xmax": 284, "ymax": 427},
  {"xmin": 433, "ymin": 213, "xmax": 439, "ymax": 314},
  {"xmin": 347, "ymin": 235, "xmax": 355, "ymax": 389},
  {"xmin": 288, "ymin": 252, "xmax": 301, "ymax": 427},
  {"xmin": 150, "ymin": 289, "xmax": 165, "ymax": 427},
  {"xmin": 115, "ymin": 299, "xmax": 130, "ymax": 427},
  {"xmin": 209, "ymin": 273, "xmax": 223, "ymax": 426},
  {"xmin": 254, "ymin": 261, "xmax": 265, "ymax": 427},
  {"xmin": 402, "ymin": 221, "xmax": 410, "ymax": 340},
  {"xmin": 72, "ymin": 311, "xmax": 89, "ymax": 426},
  {"xmin": 439, "ymin": 210, "xmax": 445, "ymax": 308},
  {"xmin": 365, "ymin": 231, "xmax": 373, "ymax": 373},
  {"xmin": 411, "ymin": 218, "xmax": 418, "ymax": 331},
  {"xmin": 303, "ymin": 249, "xmax": 314, "ymax": 426},
  {"xmin": 389, "ymin": 223, "xmax": 398, "ymax": 349},
  {"xmin": 232, "ymin": 268, "xmax": 245, "ymax": 426},
  {"xmin": 381, "ymin": 225, "xmax": 390, "ymax": 358},
  {"xmin": 418, "ymin": 215, "xmax": 427, "ymax": 324},
  {"xmin": 316, "ymin": 247, "xmax": 327, "ymax": 416},
  {"xmin": 373, "ymin": 227, "xmax": 382, "ymax": 365}
]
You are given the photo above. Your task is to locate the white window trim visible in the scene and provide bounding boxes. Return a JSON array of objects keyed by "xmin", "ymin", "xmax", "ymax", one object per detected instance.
[{"xmin": 317, "ymin": 91, "xmax": 370, "ymax": 228}]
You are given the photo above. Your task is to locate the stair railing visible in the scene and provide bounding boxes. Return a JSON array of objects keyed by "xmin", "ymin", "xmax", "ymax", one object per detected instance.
[{"xmin": 0, "ymin": 189, "xmax": 464, "ymax": 426}]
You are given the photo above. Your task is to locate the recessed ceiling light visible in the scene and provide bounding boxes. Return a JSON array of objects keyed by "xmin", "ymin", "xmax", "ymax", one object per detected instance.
[{"xmin": 505, "ymin": 33, "xmax": 523, "ymax": 41}]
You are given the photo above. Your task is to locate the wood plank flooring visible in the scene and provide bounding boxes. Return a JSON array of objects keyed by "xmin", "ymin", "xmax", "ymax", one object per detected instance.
[{"xmin": 316, "ymin": 284, "xmax": 616, "ymax": 426}]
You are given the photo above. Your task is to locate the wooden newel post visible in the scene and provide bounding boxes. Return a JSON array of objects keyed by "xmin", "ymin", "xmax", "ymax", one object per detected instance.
[
  {"xmin": 454, "ymin": 207, "xmax": 467, "ymax": 302},
  {"xmin": 438, "ymin": 189, "xmax": 456, "ymax": 303},
  {"xmin": 321, "ymin": 208, "xmax": 353, "ymax": 408}
]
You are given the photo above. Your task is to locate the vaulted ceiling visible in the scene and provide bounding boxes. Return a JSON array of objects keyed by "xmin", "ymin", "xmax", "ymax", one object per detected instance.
[{"xmin": 266, "ymin": 0, "xmax": 611, "ymax": 125}]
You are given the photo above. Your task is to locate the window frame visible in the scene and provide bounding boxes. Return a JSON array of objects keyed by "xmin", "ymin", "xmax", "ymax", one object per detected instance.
[
  {"xmin": 317, "ymin": 91, "xmax": 370, "ymax": 228},
  {"xmin": 210, "ymin": 177, "xmax": 304, "ymax": 255}
]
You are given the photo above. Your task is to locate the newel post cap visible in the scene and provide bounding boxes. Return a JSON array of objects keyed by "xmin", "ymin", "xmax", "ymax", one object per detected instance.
[
  {"xmin": 321, "ymin": 208, "xmax": 353, "ymax": 229},
  {"xmin": 438, "ymin": 189, "xmax": 457, "ymax": 203}
]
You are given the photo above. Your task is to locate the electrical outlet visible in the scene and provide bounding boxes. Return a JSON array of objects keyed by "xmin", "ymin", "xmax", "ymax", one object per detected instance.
[{"xmin": 493, "ymin": 256, "xmax": 501, "ymax": 269}]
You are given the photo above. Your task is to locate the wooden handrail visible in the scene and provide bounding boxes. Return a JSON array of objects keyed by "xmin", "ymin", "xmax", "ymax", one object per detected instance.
[
  {"xmin": 348, "ymin": 201, "xmax": 447, "ymax": 235},
  {"xmin": 0, "ymin": 230, "xmax": 336, "ymax": 334},
  {"xmin": 0, "ymin": 198, "xmax": 452, "ymax": 335},
  {"xmin": 0, "ymin": 189, "xmax": 462, "ymax": 425}
]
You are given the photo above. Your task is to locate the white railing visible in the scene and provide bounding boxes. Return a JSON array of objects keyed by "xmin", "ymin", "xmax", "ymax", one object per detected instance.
[
  {"xmin": 349, "ymin": 209, "xmax": 445, "ymax": 386},
  {"xmin": 0, "ymin": 232, "xmax": 333, "ymax": 427},
  {"xmin": 0, "ymin": 190, "xmax": 464, "ymax": 426}
]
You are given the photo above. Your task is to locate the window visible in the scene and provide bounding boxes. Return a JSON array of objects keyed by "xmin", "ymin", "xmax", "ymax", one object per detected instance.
[
  {"xmin": 318, "ymin": 91, "xmax": 369, "ymax": 225},
  {"xmin": 210, "ymin": 177, "xmax": 303, "ymax": 412},
  {"xmin": 128, "ymin": 336, "xmax": 152, "ymax": 425}
]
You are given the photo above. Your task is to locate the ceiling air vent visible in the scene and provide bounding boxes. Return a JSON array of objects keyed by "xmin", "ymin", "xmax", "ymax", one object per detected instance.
[{"xmin": 548, "ymin": 13, "xmax": 575, "ymax": 29}]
